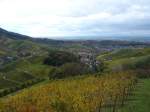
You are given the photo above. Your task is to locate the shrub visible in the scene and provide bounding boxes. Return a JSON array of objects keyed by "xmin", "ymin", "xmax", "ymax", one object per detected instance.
[{"xmin": 49, "ymin": 63, "xmax": 89, "ymax": 79}]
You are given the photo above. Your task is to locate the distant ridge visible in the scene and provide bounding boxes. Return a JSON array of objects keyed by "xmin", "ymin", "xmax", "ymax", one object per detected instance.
[
  {"xmin": 0, "ymin": 27, "xmax": 149, "ymax": 46},
  {"xmin": 0, "ymin": 28, "xmax": 31, "ymax": 40}
]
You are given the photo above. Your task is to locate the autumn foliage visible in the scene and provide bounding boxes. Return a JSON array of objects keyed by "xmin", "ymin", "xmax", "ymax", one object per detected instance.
[{"xmin": 0, "ymin": 71, "xmax": 137, "ymax": 112}]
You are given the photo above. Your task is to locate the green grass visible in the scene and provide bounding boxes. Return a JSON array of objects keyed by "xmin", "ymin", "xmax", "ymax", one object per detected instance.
[{"xmin": 119, "ymin": 79, "xmax": 150, "ymax": 112}]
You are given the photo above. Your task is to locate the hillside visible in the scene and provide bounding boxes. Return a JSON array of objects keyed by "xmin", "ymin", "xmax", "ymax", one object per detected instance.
[
  {"xmin": 97, "ymin": 48, "xmax": 150, "ymax": 77},
  {"xmin": 0, "ymin": 27, "xmax": 150, "ymax": 82},
  {"xmin": 0, "ymin": 27, "xmax": 150, "ymax": 112},
  {"xmin": 98, "ymin": 48, "xmax": 150, "ymax": 60},
  {"xmin": 1, "ymin": 27, "xmax": 149, "ymax": 68},
  {"xmin": 0, "ymin": 54, "xmax": 55, "ymax": 90},
  {"xmin": 0, "ymin": 47, "xmax": 150, "ymax": 112},
  {"xmin": 0, "ymin": 33, "xmax": 48, "ymax": 57},
  {"xmin": 0, "ymin": 27, "xmax": 149, "ymax": 86},
  {"xmin": 1, "ymin": 28, "xmax": 150, "ymax": 54},
  {"xmin": 0, "ymin": 28, "xmax": 51, "ymax": 91},
  {"xmin": 0, "ymin": 72, "xmax": 136, "ymax": 112}
]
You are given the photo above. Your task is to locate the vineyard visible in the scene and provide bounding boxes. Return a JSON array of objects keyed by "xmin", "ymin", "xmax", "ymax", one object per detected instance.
[{"xmin": 0, "ymin": 71, "xmax": 137, "ymax": 112}]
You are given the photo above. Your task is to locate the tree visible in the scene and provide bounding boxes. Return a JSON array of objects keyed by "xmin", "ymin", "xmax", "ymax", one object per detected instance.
[
  {"xmin": 49, "ymin": 63, "xmax": 89, "ymax": 79},
  {"xmin": 44, "ymin": 51, "xmax": 79, "ymax": 67},
  {"xmin": 96, "ymin": 60, "xmax": 108, "ymax": 73}
]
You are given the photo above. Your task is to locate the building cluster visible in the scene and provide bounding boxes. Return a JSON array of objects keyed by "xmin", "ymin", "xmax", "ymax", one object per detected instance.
[{"xmin": 77, "ymin": 51, "xmax": 100, "ymax": 71}]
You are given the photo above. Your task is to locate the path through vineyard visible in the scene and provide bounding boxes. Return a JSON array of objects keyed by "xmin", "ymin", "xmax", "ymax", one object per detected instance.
[{"xmin": 119, "ymin": 79, "xmax": 150, "ymax": 112}]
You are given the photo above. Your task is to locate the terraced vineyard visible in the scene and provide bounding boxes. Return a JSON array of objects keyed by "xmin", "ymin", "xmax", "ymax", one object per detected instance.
[
  {"xmin": 0, "ymin": 55, "xmax": 54, "ymax": 97},
  {"xmin": 0, "ymin": 71, "xmax": 136, "ymax": 112}
]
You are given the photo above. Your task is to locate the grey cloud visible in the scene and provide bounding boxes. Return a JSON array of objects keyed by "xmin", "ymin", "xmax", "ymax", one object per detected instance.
[{"xmin": 0, "ymin": 0, "xmax": 150, "ymax": 37}]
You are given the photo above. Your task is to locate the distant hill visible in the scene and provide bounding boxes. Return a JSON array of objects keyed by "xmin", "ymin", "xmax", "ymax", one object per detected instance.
[
  {"xmin": 1, "ymin": 27, "xmax": 150, "ymax": 47},
  {"xmin": 98, "ymin": 48, "xmax": 150, "ymax": 78},
  {"xmin": 0, "ymin": 27, "xmax": 149, "ymax": 97},
  {"xmin": 0, "ymin": 28, "xmax": 31, "ymax": 40},
  {"xmin": 0, "ymin": 27, "xmax": 150, "ymax": 65},
  {"xmin": 0, "ymin": 28, "xmax": 51, "ymax": 90},
  {"xmin": 0, "ymin": 28, "xmax": 48, "ymax": 58}
]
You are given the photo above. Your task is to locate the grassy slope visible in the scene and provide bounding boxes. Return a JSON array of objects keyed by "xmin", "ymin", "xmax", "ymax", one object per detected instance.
[
  {"xmin": 98, "ymin": 48, "xmax": 150, "ymax": 61},
  {"xmin": 0, "ymin": 55, "xmax": 53, "ymax": 90},
  {"xmin": 119, "ymin": 79, "xmax": 150, "ymax": 112},
  {"xmin": 1, "ymin": 55, "xmax": 52, "ymax": 77},
  {"xmin": 97, "ymin": 48, "xmax": 150, "ymax": 70},
  {"xmin": 108, "ymin": 55, "xmax": 150, "ymax": 69},
  {"xmin": 0, "ymin": 35, "xmax": 51, "ymax": 90}
]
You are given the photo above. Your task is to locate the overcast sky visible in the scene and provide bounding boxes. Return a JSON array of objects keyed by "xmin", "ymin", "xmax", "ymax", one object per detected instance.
[{"xmin": 0, "ymin": 0, "xmax": 150, "ymax": 38}]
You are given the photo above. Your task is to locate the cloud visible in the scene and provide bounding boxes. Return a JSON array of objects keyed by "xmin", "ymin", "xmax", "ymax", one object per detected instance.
[{"xmin": 0, "ymin": 0, "xmax": 150, "ymax": 38}]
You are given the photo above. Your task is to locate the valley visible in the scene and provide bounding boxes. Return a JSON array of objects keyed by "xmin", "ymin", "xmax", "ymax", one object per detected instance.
[{"xmin": 0, "ymin": 28, "xmax": 150, "ymax": 112}]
